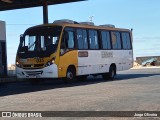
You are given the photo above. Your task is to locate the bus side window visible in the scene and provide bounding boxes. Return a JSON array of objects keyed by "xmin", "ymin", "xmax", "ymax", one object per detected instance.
[
  {"xmin": 101, "ymin": 31, "xmax": 111, "ymax": 49},
  {"xmin": 77, "ymin": 29, "xmax": 88, "ymax": 49},
  {"xmin": 61, "ymin": 31, "xmax": 69, "ymax": 48},
  {"xmin": 67, "ymin": 31, "xmax": 75, "ymax": 49},
  {"xmin": 111, "ymin": 32, "xmax": 121, "ymax": 49},
  {"xmin": 60, "ymin": 29, "xmax": 75, "ymax": 55},
  {"xmin": 89, "ymin": 30, "xmax": 99, "ymax": 49}
]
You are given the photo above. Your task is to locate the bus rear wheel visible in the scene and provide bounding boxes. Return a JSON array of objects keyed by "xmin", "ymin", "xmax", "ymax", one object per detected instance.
[
  {"xmin": 103, "ymin": 65, "xmax": 116, "ymax": 80},
  {"xmin": 109, "ymin": 66, "xmax": 116, "ymax": 80}
]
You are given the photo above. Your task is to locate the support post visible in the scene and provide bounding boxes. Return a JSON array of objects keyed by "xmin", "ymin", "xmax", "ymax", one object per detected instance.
[{"xmin": 43, "ymin": 0, "xmax": 48, "ymax": 24}]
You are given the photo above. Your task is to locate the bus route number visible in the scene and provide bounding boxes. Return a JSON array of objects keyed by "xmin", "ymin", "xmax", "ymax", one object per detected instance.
[{"xmin": 34, "ymin": 57, "xmax": 44, "ymax": 63}]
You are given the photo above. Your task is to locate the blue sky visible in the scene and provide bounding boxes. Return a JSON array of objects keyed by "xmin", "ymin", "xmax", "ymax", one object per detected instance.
[{"xmin": 0, "ymin": 0, "xmax": 160, "ymax": 64}]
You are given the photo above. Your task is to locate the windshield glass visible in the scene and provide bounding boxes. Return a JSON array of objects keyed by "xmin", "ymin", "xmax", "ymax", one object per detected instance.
[{"xmin": 18, "ymin": 26, "xmax": 62, "ymax": 57}]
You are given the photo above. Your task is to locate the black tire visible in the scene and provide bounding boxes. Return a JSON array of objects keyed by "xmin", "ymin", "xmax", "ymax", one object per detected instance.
[
  {"xmin": 103, "ymin": 65, "xmax": 116, "ymax": 80},
  {"xmin": 108, "ymin": 66, "xmax": 116, "ymax": 80},
  {"xmin": 64, "ymin": 67, "xmax": 76, "ymax": 82}
]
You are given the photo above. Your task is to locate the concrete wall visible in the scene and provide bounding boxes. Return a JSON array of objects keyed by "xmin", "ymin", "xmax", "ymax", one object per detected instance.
[
  {"xmin": 0, "ymin": 21, "xmax": 6, "ymax": 40},
  {"xmin": 0, "ymin": 20, "xmax": 7, "ymax": 76},
  {"xmin": 8, "ymin": 64, "xmax": 16, "ymax": 76},
  {"xmin": 0, "ymin": 41, "xmax": 1, "ymax": 66}
]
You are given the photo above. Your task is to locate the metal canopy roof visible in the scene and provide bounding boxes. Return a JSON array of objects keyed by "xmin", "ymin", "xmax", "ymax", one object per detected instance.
[
  {"xmin": 0, "ymin": 0, "xmax": 85, "ymax": 11},
  {"xmin": 0, "ymin": 0, "xmax": 86, "ymax": 23}
]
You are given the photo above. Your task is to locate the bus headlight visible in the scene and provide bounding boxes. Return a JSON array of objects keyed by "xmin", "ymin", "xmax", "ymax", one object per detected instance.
[
  {"xmin": 45, "ymin": 57, "xmax": 55, "ymax": 67},
  {"xmin": 16, "ymin": 61, "xmax": 21, "ymax": 67}
]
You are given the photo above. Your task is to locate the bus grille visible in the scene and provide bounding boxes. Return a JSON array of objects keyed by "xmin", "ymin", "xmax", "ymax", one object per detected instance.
[
  {"xmin": 22, "ymin": 64, "xmax": 44, "ymax": 68},
  {"xmin": 25, "ymin": 71, "xmax": 43, "ymax": 76}
]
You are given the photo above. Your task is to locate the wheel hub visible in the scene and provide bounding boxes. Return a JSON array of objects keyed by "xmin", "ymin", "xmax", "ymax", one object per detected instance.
[
  {"xmin": 111, "ymin": 70, "xmax": 114, "ymax": 77},
  {"xmin": 67, "ymin": 71, "xmax": 73, "ymax": 79}
]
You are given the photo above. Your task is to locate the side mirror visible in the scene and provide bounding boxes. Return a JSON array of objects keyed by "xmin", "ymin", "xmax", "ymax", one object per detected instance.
[
  {"xmin": 20, "ymin": 34, "xmax": 24, "ymax": 43},
  {"xmin": 20, "ymin": 46, "xmax": 28, "ymax": 52}
]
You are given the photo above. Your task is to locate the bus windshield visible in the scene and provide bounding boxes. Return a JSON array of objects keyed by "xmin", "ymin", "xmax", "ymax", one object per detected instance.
[{"xmin": 18, "ymin": 26, "xmax": 62, "ymax": 57}]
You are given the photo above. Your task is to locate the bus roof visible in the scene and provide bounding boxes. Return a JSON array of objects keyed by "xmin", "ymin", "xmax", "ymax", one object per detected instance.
[{"xmin": 25, "ymin": 22, "xmax": 131, "ymax": 32}]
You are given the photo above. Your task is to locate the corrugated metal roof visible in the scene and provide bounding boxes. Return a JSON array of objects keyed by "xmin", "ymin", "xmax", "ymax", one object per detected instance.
[{"xmin": 0, "ymin": 0, "xmax": 86, "ymax": 11}]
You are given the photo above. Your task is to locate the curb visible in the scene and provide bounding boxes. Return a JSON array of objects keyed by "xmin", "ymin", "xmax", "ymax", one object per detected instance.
[{"xmin": 132, "ymin": 66, "xmax": 160, "ymax": 69}]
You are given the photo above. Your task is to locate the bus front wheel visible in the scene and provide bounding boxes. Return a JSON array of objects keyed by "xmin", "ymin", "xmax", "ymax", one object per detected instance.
[{"xmin": 64, "ymin": 67, "xmax": 76, "ymax": 82}]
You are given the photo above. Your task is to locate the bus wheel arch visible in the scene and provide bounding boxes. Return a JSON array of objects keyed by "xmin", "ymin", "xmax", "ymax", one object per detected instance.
[
  {"xmin": 65, "ymin": 65, "xmax": 76, "ymax": 82},
  {"xmin": 102, "ymin": 63, "xmax": 116, "ymax": 80}
]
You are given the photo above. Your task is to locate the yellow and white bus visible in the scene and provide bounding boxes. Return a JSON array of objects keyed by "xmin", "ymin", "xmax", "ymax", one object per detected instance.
[{"xmin": 16, "ymin": 19, "xmax": 133, "ymax": 81}]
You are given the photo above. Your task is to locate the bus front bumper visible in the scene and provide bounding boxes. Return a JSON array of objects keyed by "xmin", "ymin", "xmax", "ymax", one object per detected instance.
[{"xmin": 16, "ymin": 64, "xmax": 58, "ymax": 79}]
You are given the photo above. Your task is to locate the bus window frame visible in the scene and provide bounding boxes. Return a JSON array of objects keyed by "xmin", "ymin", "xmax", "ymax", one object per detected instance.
[{"xmin": 61, "ymin": 26, "xmax": 132, "ymax": 52}]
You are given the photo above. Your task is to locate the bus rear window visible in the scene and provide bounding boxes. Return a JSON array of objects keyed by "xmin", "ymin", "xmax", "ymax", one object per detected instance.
[{"xmin": 121, "ymin": 32, "xmax": 132, "ymax": 49}]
